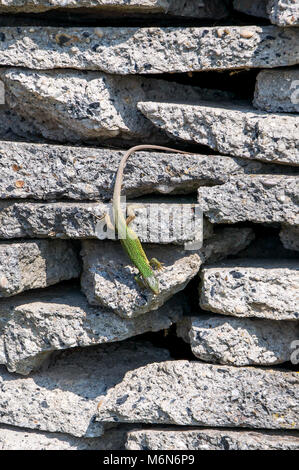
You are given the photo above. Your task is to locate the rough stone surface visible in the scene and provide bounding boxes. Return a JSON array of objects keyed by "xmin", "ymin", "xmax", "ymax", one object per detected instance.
[
  {"xmin": 200, "ymin": 259, "xmax": 299, "ymax": 321},
  {"xmin": 0, "ymin": 0, "xmax": 229, "ymax": 18},
  {"xmin": 177, "ymin": 315, "xmax": 299, "ymax": 366},
  {"xmin": 0, "ymin": 200, "xmax": 207, "ymax": 242},
  {"xmin": 0, "ymin": 69, "xmax": 231, "ymax": 144},
  {"xmin": 0, "ymin": 423, "xmax": 127, "ymax": 450},
  {"xmin": 268, "ymin": 0, "xmax": 299, "ymax": 26},
  {"xmin": 96, "ymin": 360, "xmax": 299, "ymax": 430},
  {"xmin": 80, "ymin": 228, "xmax": 253, "ymax": 318},
  {"xmin": 138, "ymin": 101, "xmax": 299, "ymax": 166},
  {"xmin": 0, "ymin": 341, "xmax": 169, "ymax": 437},
  {"xmin": 0, "ymin": 240, "xmax": 80, "ymax": 298},
  {"xmin": 280, "ymin": 226, "xmax": 299, "ymax": 252},
  {"xmin": 81, "ymin": 241, "xmax": 202, "ymax": 318},
  {"xmin": 126, "ymin": 427, "xmax": 299, "ymax": 450},
  {"xmin": 0, "ymin": 140, "xmax": 294, "ymax": 201},
  {"xmin": 254, "ymin": 68, "xmax": 299, "ymax": 113},
  {"xmin": 234, "ymin": 0, "xmax": 299, "ymax": 26},
  {"xmin": 0, "ymin": 285, "xmax": 183, "ymax": 375},
  {"xmin": 0, "ymin": 26, "xmax": 297, "ymax": 72},
  {"xmin": 198, "ymin": 175, "xmax": 299, "ymax": 226}
]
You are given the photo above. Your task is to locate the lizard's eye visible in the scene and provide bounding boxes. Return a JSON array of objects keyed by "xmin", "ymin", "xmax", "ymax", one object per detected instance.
[{"xmin": 146, "ymin": 275, "xmax": 160, "ymax": 295}]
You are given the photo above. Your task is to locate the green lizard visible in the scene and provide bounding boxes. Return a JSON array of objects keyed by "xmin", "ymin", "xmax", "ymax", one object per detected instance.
[{"xmin": 107, "ymin": 144, "xmax": 190, "ymax": 295}]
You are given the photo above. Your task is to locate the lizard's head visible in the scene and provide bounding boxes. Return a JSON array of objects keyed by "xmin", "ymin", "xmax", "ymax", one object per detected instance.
[{"xmin": 144, "ymin": 274, "xmax": 160, "ymax": 295}]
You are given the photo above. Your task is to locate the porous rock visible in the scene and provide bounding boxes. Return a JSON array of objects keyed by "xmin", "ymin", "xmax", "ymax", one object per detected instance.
[
  {"xmin": 138, "ymin": 101, "xmax": 299, "ymax": 165},
  {"xmin": 0, "ymin": 240, "xmax": 80, "ymax": 297},
  {"xmin": 177, "ymin": 315, "xmax": 299, "ymax": 366},
  {"xmin": 254, "ymin": 68, "xmax": 299, "ymax": 113},
  {"xmin": 200, "ymin": 259, "xmax": 299, "ymax": 321},
  {"xmin": 0, "ymin": 26, "xmax": 297, "ymax": 72},
  {"xmin": 0, "ymin": 341, "xmax": 169, "ymax": 437},
  {"xmin": 96, "ymin": 360, "xmax": 299, "ymax": 429},
  {"xmin": 0, "ymin": 286, "xmax": 183, "ymax": 375}
]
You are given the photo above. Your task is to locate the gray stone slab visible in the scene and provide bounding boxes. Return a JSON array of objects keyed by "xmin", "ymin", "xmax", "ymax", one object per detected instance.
[
  {"xmin": 80, "ymin": 241, "xmax": 202, "ymax": 318},
  {"xmin": 0, "ymin": 140, "xmax": 293, "ymax": 201},
  {"xmin": 177, "ymin": 315, "xmax": 299, "ymax": 366},
  {"xmin": 0, "ymin": 69, "xmax": 231, "ymax": 144},
  {"xmin": 0, "ymin": 340, "xmax": 169, "ymax": 437},
  {"xmin": 80, "ymin": 228, "xmax": 253, "ymax": 318},
  {"xmin": 0, "ymin": 200, "xmax": 207, "ymax": 242},
  {"xmin": 268, "ymin": 0, "xmax": 299, "ymax": 27},
  {"xmin": 0, "ymin": 0, "xmax": 229, "ymax": 18},
  {"xmin": 96, "ymin": 360, "xmax": 299, "ymax": 430},
  {"xmin": 0, "ymin": 240, "xmax": 79, "ymax": 298},
  {"xmin": 234, "ymin": 0, "xmax": 299, "ymax": 26},
  {"xmin": 138, "ymin": 101, "xmax": 299, "ymax": 166},
  {"xmin": 198, "ymin": 175, "xmax": 299, "ymax": 226},
  {"xmin": 0, "ymin": 26, "xmax": 297, "ymax": 72},
  {"xmin": 0, "ymin": 423, "xmax": 127, "ymax": 450},
  {"xmin": 254, "ymin": 68, "xmax": 299, "ymax": 113},
  {"xmin": 280, "ymin": 226, "xmax": 299, "ymax": 252},
  {"xmin": 126, "ymin": 427, "xmax": 299, "ymax": 450},
  {"xmin": 200, "ymin": 259, "xmax": 299, "ymax": 321},
  {"xmin": 0, "ymin": 285, "xmax": 183, "ymax": 375}
]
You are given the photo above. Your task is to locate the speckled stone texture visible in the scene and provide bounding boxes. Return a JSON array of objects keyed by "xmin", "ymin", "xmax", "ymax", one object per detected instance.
[
  {"xmin": 198, "ymin": 175, "xmax": 299, "ymax": 225},
  {"xmin": 138, "ymin": 101, "xmax": 299, "ymax": 165},
  {"xmin": 0, "ymin": 26, "xmax": 297, "ymax": 72},
  {"xmin": 0, "ymin": 286, "xmax": 184, "ymax": 375},
  {"xmin": 280, "ymin": 226, "xmax": 299, "ymax": 252},
  {"xmin": 234, "ymin": 0, "xmax": 299, "ymax": 26},
  {"xmin": 0, "ymin": 140, "xmax": 293, "ymax": 200},
  {"xmin": 0, "ymin": 240, "xmax": 80, "ymax": 297},
  {"xmin": 0, "ymin": 341, "xmax": 169, "ymax": 437},
  {"xmin": 177, "ymin": 315, "xmax": 299, "ymax": 366},
  {"xmin": 0, "ymin": 68, "xmax": 232, "ymax": 144},
  {"xmin": 96, "ymin": 360, "xmax": 299, "ymax": 429},
  {"xmin": 126, "ymin": 427, "xmax": 299, "ymax": 450},
  {"xmin": 80, "ymin": 228, "xmax": 253, "ymax": 318},
  {"xmin": 0, "ymin": 0, "xmax": 229, "ymax": 18},
  {"xmin": 254, "ymin": 68, "xmax": 299, "ymax": 113},
  {"xmin": 200, "ymin": 260, "xmax": 299, "ymax": 321}
]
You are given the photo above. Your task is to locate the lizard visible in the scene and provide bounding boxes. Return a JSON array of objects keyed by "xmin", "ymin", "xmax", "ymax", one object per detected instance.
[{"xmin": 101, "ymin": 144, "xmax": 190, "ymax": 295}]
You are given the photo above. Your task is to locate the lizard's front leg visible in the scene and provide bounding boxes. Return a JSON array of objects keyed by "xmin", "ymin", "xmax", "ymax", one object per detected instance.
[{"xmin": 149, "ymin": 257, "xmax": 164, "ymax": 271}]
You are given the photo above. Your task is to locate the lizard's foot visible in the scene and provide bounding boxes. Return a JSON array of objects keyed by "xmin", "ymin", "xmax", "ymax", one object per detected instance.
[
  {"xmin": 149, "ymin": 258, "xmax": 164, "ymax": 271},
  {"xmin": 134, "ymin": 273, "xmax": 147, "ymax": 289},
  {"xmin": 94, "ymin": 213, "xmax": 114, "ymax": 231}
]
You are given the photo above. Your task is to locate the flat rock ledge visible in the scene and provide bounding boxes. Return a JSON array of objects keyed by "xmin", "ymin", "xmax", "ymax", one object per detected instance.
[
  {"xmin": 0, "ymin": 240, "xmax": 80, "ymax": 298},
  {"xmin": 138, "ymin": 101, "xmax": 299, "ymax": 166},
  {"xmin": 126, "ymin": 427, "xmax": 299, "ymax": 450},
  {"xmin": 0, "ymin": 140, "xmax": 292, "ymax": 201},
  {"xmin": 96, "ymin": 360, "xmax": 299, "ymax": 430},
  {"xmin": 0, "ymin": 423, "xmax": 128, "ymax": 450},
  {"xmin": 0, "ymin": 341, "xmax": 169, "ymax": 437},
  {"xmin": 177, "ymin": 315, "xmax": 299, "ymax": 366},
  {"xmin": 199, "ymin": 259, "xmax": 299, "ymax": 321},
  {"xmin": 0, "ymin": 1, "xmax": 229, "ymax": 19},
  {"xmin": 198, "ymin": 175, "xmax": 299, "ymax": 226},
  {"xmin": 0, "ymin": 26, "xmax": 297, "ymax": 72},
  {"xmin": 81, "ymin": 241, "xmax": 202, "ymax": 318},
  {"xmin": 80, "ymin": 228, "xmax": 254, "ymax": 318},
  {"xmin": 1, "ymin": 68, "xmax": 231, "ymax": 144},
  {"xmin": 0, "ymin": 286, "xmax": 183, "ymax": 375},
  {"xmin": 0, "ymin": 200, "xmax": 208, "ymax": 243},
  {"xmin": 254, "ymin": 68, "xmax": 299, "ymax": 113}
]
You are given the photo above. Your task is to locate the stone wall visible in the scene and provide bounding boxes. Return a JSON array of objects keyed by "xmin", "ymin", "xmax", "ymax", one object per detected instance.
[{"xmin": 0, "ymin": 0, "xmax": 298, "ymax": 451}]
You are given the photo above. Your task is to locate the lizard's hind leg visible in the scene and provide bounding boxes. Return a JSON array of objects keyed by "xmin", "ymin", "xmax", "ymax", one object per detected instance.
[
  {"xmin": 149, "ymin": 258, "xmax": 164, "ymax": 271},
  {"xmin": 134, "ymin": 273, "xmax": 147, "ymax": 289}
]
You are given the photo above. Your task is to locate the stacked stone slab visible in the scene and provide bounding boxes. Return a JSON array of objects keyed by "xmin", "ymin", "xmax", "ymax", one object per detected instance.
[{"xmin": 0, "ymin": 0, "xmax": 298, "ymax": 451}]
